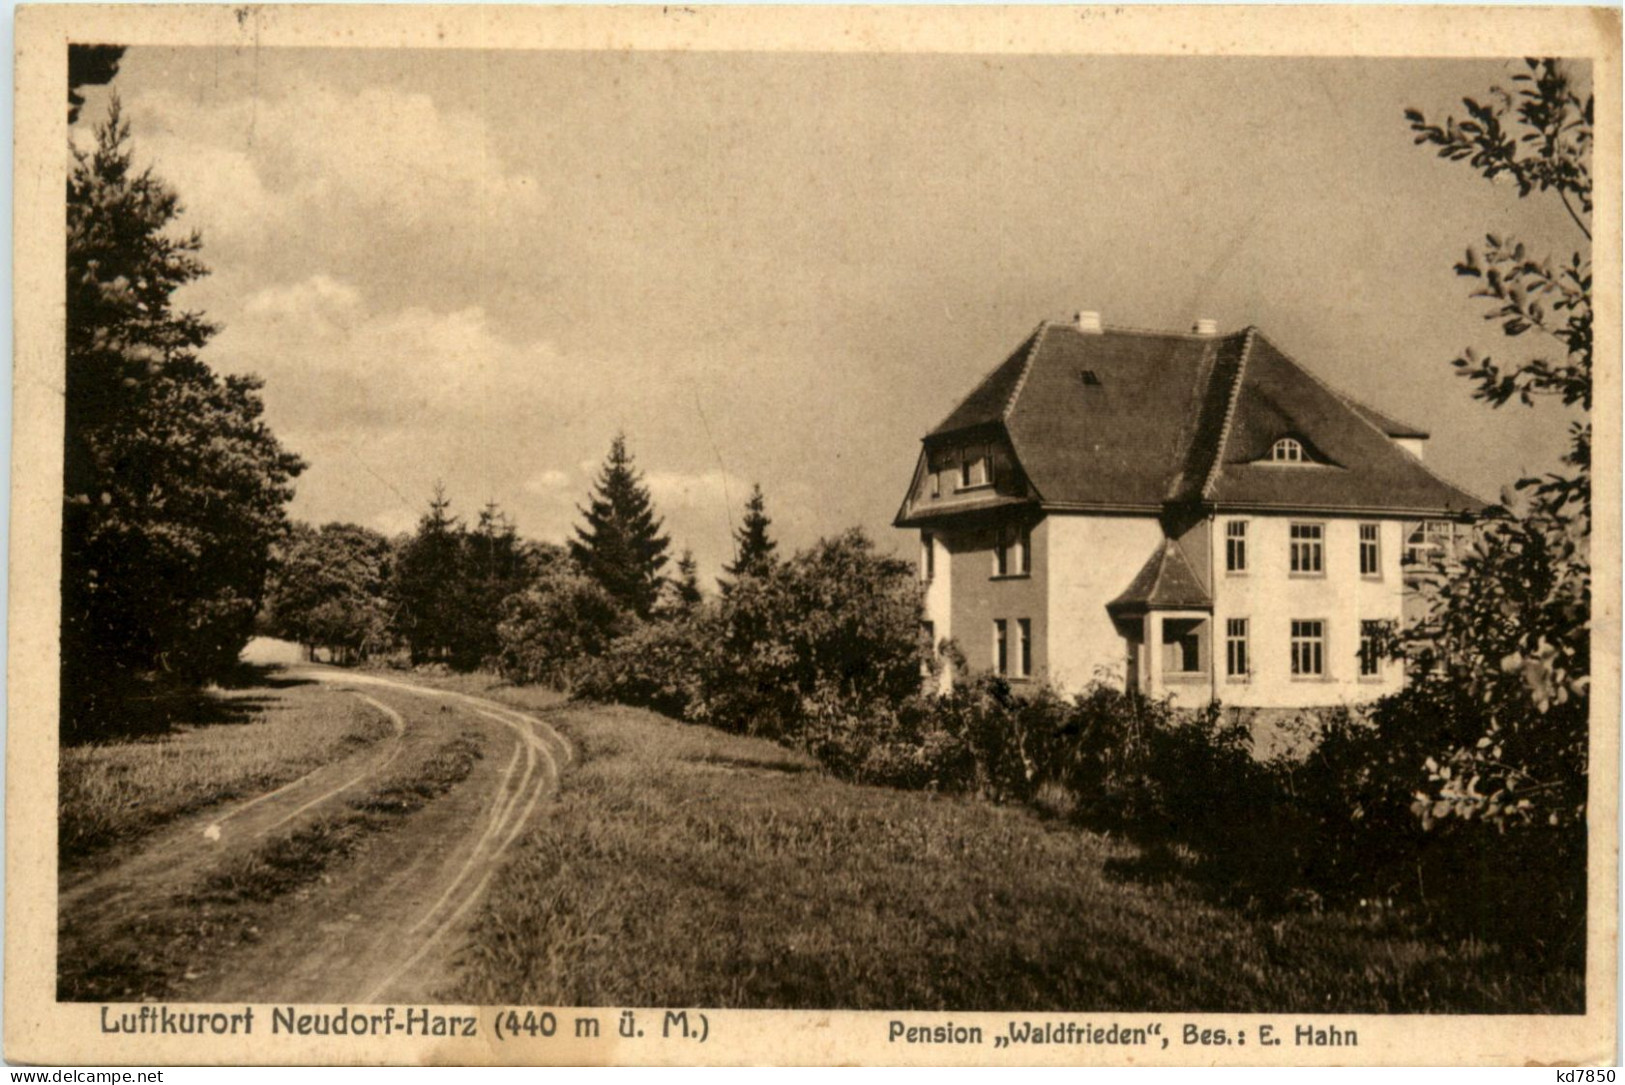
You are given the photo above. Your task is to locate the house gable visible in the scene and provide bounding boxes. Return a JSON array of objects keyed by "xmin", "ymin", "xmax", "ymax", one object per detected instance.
[{"xmin": 1206, "ymin": 333, "xmax": 1481, "ymax": 515}]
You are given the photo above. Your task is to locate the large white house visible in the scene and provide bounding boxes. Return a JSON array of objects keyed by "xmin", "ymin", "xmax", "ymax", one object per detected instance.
[{"xmin": 895, "ymin": 313, "xmax": 1483, "ymax": 707}]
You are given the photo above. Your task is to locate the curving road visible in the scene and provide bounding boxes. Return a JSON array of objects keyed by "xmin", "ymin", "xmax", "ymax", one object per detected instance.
[{"xmin": 59, "ymin": 667, "xmax": 573, "ymax": 1004}]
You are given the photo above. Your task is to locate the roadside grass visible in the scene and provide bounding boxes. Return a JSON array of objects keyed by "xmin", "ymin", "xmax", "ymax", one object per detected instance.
[
  {"xmin": 453, "ymin": 697, "xmax": 1581, "ymax": 1013},
  {"xmin": 59, "ymin": 682, "xmax": 395, "ymax": 870},
  {"xmin": 58, "ymin": 731, "xmax": 485, "ymax": 1001}
]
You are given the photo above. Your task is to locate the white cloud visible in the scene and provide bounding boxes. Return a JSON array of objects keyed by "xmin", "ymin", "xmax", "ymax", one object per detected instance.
[
  {"xmin": 123, "ymin": 81, "xmax": 545, "ymax": 270},
  {"xmin": 523, "ymin": 468, "xmax": 571, "ymax": 494},
  {"xmin": 242, "ymin": 274, "xmax": 362, "ymax": 325},
  {"xmin": 211, "ymin": 275, "xmax": 569, "ymax": 432}
]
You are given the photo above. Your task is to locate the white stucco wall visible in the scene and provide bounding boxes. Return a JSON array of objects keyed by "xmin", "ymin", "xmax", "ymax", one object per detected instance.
[
  {"xmin": 919, "ymin": 529, "xmax": 954, "ymax": 690},
  {"xmin": 1210, "ymin": 515, "xmax": 1407, "ymax": 708},
  {"xmin": 1045, "ymin": 514, "xmax": 1165, "ymax": 692}
]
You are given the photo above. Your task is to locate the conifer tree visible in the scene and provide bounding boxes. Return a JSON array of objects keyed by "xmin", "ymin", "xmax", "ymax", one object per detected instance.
[
  {"xmin": 674, "ymin": 549, "xmax": 703, "ymax": 609},
  {"xmin": 393, "ymin": 484, "xmax": 465, "ymax": 663},
  {"xmin": 458, "ymin": 500, "xmax": 525, "ymax": 667},
  {"xmin": 719, "ymin": 483, "xmax": 777, "ymax": 594},
  {"xmin": 63, "ymin": 97, "xmax": 304, "ymax": 732},
  {"xmin": 569, "ymin": 434, "xmax": 670, "ymax": 618}
]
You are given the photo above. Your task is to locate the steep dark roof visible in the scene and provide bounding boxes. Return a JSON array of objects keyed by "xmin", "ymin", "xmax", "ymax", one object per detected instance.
[
  {"xmin": 1346, "ymin": 399, "xmax": 1430, "ymax": 440},
  {"xmin": 927, "ymin": 328, "xmax": 1041, "ymax": 436},
  {"xmin": 1108, "ymin": 539, "xmax": 1211, "ymax": 611},
  {"xmin": 1206, "ymin": 334, "xmax": 1479, "ymax": 513},
  {"xmin": 976, "ymin": 322, "xmax": 1226, "ymax": 507},
  {"xmin": 913, "ymin": 321, "xmax": 1483, "ymax": 519}
]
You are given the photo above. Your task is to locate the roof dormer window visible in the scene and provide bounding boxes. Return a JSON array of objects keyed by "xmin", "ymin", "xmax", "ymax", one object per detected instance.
[
  {"xmin": 958, "ymin": 442, "xmax": 994, "ymax": 490},
  {"xmin": 1269, "ymin": 437, "xmax": 1306, "ymax": 463}
]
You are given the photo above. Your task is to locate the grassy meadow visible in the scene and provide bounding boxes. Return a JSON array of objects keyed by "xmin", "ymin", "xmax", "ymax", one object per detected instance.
[
  {"xmin": 452, "ymin": 685, "xmax": 1580, "ymax": 1013},
  {"xmin": 59, "ymin": 677, "xmax": 393, "ymax": 869}
]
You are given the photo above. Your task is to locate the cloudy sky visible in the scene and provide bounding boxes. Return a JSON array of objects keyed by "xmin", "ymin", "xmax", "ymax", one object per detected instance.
[{"xmin": 72, "ymin": 49, "xmax": 1585, "ymax": 582}]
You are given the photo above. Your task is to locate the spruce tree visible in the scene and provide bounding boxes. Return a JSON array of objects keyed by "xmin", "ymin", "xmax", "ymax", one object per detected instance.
[
  {"xmin": 393, "ymin": 485, "xmax": 465, "ymax": 663},
  {"xmin": 458, "ymin": 500, "xmax": 525, "ymax": 667},
  {"xmin": 569, "ymin": 434, "xmax": 670, "ymax": 618},
  {"xmin": 674, "ymin": 549, "xmax": 703, "ymax": 609},
  {"xmin": 719, "ymin": 483, "xmax": 777, "ymax": 594}
]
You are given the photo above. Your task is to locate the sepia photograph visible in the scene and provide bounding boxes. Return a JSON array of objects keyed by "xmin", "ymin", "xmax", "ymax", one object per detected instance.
[{"xmin": 8, "ymin": 4, "xmax": 1619, "ymax": 1067}]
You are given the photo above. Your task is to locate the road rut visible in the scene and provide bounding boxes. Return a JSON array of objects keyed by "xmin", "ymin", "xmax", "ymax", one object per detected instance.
[{"xmin": 58, "ymin": 668, "xmax": 572, "ymax": 1004}]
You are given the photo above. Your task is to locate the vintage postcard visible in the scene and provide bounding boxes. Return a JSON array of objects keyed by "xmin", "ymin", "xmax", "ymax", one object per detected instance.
[{"xmin": 8, "ymin": 3, "xmax": 1620, "ymax": 1068}]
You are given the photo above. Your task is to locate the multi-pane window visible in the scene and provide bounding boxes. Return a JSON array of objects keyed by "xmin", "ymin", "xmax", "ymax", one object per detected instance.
[
  {"xmin": 1405, "ymin": 519, "xmax": 1461, "ymax": 567},
  {"xmin": 1270, "ymin": 437, "xmax": 1305, "ymax": 462},
  {"xmin": 1359, "ymin": 620, "xmax": 1383, "ymax": 677},
  {"xmin": 1359, "ymin": 523, "xmax": 1381, "ymax": 578},
  {"xmin": 993, "ymin": 619, "xmax": 1009, "ymax": 676},
  {"xmin": 921, "ymin": 532, "xmax": 935, "ymax": 581},
  {"xmin": 1225, "ymin": 617, "xmax": 1249, "ymax": 678},
  {"xmin": 959, "ymin": 444, "xmax": 993, "ymax": 489},
  {"xmin": 1290, "ymin": 522, "xmax": 1324, "ymax": 574},
  {"xmin": 994, "ymin": 525, "xmax": 1031, "ymax": 577},
  {"xmin": 1018, "ymin": 619, "xmax": 1032, "ymax": 678},
  {"xmin": 1225, "ymin": 520, "xmax": 1248, "ymax": 573},
  {"xmin": 1291, "ymin": 620, "xmax": 1326, "ymax": 677}
]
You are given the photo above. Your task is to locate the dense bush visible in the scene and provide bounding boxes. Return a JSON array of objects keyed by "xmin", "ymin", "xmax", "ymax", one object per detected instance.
[
  {"xmin": 572, "ymin": 527, "xmax": 929, "ymax": 741},
  {"xmin": 572, "ymin": 615, "xmax": 713, "ymax": 719},
  {"xmin": 580, "ymin": 610, "xmax": 1580, "ymax": 955},
  {"xmin": 494, "ymin": 568, "xmax": 629, "ymax": 687},
  {"xmin": 686, "ymin": 528, "xmax": 927, "ymax": 739}
]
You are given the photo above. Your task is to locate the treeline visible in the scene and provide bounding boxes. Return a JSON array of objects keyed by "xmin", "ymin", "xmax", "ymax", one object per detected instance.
[
  {"xmin": 259, "ymin": 435, "xmax": 806, "ymax": 677},
  {"xmin": 262, "ymin": 494, "xmax": 561, "ymax": 670}
]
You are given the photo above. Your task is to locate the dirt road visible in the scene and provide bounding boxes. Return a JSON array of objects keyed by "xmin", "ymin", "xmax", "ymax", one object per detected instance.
[{"xmin": 58, "ymin": 668, "xmax": 572, "ymax": 1004}]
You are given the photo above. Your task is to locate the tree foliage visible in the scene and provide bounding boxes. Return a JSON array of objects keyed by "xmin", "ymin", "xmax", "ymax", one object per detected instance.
[
  {"xmin": 719, "ymin": 483, "xmax": 777, "ymax": 593},
  {"xmin": 456, "ymin": 501, "xmax": 528, "ymax": 665},
  {"xmin": 392, "ymin": 485, "xmax": 466, "ymax": 665},
  {"xmin": 569, "ymin": 434, "xmax": 670, "ymax": 618},
  {"xmin": 68, "ymin": 44, "xmax": 124, "ymax": 124},
  {"xmin": 263, "ymin": 522, "xmax": 395, "ymax": 663},
  {"xmin": 63, "ymin": 99, "xmax": 304, "ymax": 731},
  {"xmin": 1395, "ymin": 58, "xmax": 1591, "ymax": 831},
  {"xmin": 1406, "ymin": 57, "xmax": 1592, "ymax": 524},
  {"xmin": 694, "ymin": 528, "xmax": 927, "ymax": 740},
  {"xmin": 494, "ymin": 566, "xmax": 630, "ymax": 687},
  {"xmin": 671, "ymin": 548, "xmax": 703, "ymax": 611}
]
